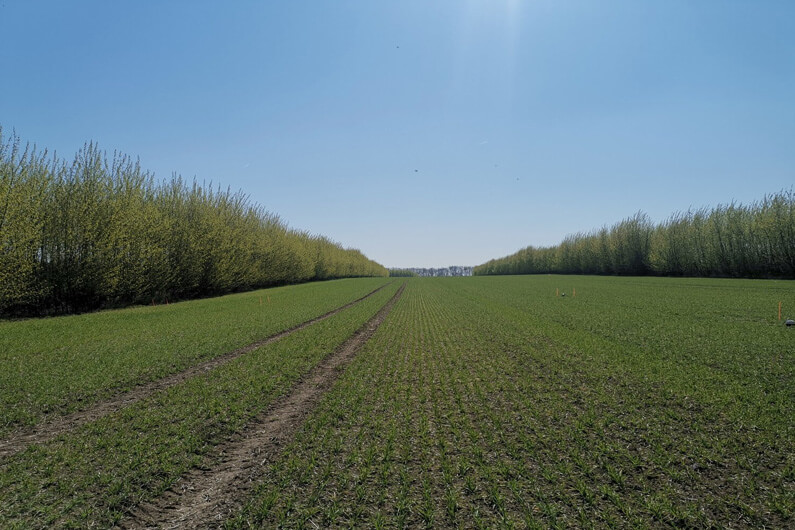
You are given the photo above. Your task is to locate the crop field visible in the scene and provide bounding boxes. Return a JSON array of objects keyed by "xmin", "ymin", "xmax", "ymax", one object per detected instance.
[
  {"xmin": 0, "ymin": 275, "xmax": 792, "ymax": 528},
  {"xmin": 0, "ymin": 277, "xmax": 390, "ymax": 438}
]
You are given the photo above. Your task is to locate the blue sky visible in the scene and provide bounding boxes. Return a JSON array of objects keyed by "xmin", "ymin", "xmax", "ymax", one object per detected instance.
[{"xmin": 2, "ymin": 1, "xmax": 793, "ymax": 268}]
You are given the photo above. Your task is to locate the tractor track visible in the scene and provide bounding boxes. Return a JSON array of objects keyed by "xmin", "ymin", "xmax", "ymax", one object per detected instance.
[
  {"xmin": 122, "ymin": 282, "xmax": 405, "ymax": 529},
  {"xmin": 0, "ymin": 282, "xmax": 391, "ymax": 459}
]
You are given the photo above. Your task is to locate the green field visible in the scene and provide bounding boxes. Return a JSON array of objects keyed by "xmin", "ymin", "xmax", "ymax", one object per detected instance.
[
  {"xmin": 1, "ymin": 276, "xmax": 792, "ymax": 528},
  {"xmin": 0, "ymin": 277, "xmax": 390, "ymax": 436}
]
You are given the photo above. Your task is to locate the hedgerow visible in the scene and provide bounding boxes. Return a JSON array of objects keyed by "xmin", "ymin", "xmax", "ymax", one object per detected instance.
[
  {"xmin": 0, "ymin": 128, "xmax": 386, "ymax": 315},
  {"xmin": 475, "ymin": 193, "xmax": 795, "ymax": 278}
]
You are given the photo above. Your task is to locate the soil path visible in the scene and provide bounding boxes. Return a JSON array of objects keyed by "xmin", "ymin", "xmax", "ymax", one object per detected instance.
[
  {"xmin": 122, "ymin": 282, "xmax": 405, "ymax": 529},
  {"xmin": 0, "ymin": 283, "xmax": 391, "ymax": 459}
]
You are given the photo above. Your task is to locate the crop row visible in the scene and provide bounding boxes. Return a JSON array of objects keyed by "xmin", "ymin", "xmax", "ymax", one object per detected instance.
[
  {"xmin": 0, "ymin": 277, "xmax": 390, "ymax": 436},
  {"xmin": 0, "ymin": 281, "xmax": 402, "ymax": 528},
  {"xmin": 455, "ymin": 275, "xmax": 793, "ymax": 433},
  {"xmin": 228, "ymin": 276, "xmax": 792, "ymax": 528}
]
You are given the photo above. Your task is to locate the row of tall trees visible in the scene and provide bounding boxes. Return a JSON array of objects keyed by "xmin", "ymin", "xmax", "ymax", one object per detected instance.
[
  {"xmin": 474, "ymin": 192, "xmax": 795, "ymax": 279},
  {"xmin": 388, "ymin": 269, "xmax": 417, "ymax": 277},
  {"xmin": 0, "ymin": 128, "xmax": 386, "ymax": 316}
]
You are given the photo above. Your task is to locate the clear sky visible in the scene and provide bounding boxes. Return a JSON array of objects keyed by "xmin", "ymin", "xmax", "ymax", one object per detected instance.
[{"xmin": 2, "ymin": 1, "xmax": 793, "ymax": 268}]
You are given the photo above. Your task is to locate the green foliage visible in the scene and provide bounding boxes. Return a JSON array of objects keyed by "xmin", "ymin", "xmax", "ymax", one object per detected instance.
[
  {"xmin": 475, "ymin": 192, "xmax": 795, "ymax": 278},
  {"xmin": 388, "ymin": 268, "xmax": 417, "ymax": 277},
  {"xmin": 0, "ymin": 128, "xmax": 387, "ymax": 316},
  {"xmin": 0, "ymin": 133, "xmax": 50, "ymax": 310}
]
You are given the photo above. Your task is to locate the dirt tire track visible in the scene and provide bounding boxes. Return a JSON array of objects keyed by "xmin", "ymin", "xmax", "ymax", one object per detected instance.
[
  {"xmin": 0, "ymin": 282, "xmax": 392, "ymax": 459},
  {"xmin": 122, "ymin": 282, "xmax": 405, "ymax": 530}
]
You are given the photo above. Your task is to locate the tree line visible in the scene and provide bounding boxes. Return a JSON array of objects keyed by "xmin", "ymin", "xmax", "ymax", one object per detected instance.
[
  {"xmin": 388, "ymin": 269, "xmax": 417, "ymax": 277},
  {"xmin": 0, "ymin": 128, "xmax": 387, "ymax": 316},
  {"xmin": 474, "ymin": 191, "xmax": 795, "ymax": 279}
]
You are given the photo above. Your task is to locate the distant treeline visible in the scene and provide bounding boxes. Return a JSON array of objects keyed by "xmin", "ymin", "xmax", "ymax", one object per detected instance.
[
  {"xmin": 388, "ymin": 267, "xmax": 473, "ymax": 277},
  {"xmin": 474, "ymin": 191, "xmax": 795, "ymax": 279},
  {"xmin": 388, "ymin": 268, "xmax": 417, "ymax": 277},
  {"xmin": 0, "ymin": 128, "xmax": 387, "ymax": 316},
  {"xmin": 407, "ymin": 266, "xmax": 473, "ymax": 277}
]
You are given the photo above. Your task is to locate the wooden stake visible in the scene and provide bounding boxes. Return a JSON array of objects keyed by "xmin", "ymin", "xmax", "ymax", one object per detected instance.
[{"xmin": 556, "ymin": 288, "xmax": 559, "ymax": 297}]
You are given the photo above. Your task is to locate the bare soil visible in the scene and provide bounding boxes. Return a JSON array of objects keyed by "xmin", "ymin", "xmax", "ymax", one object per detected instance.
[
  {"xmin": 0, "ymin": 283, "xmax": 390, "ymax": 459},
  {"xmin": 121, "ymin": 282, "xmax": 405, "ymax": 529}
]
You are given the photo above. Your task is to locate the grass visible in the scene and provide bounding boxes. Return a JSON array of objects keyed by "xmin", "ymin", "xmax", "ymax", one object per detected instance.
[
  {"xmin": 228, "ymin": 276, "xmax": 793, "ymax": 528},
  {"xmin": 456, "ymin": 275, "xmax": 794, "ymax": 431},
  {"xmin": 0, "ymin": 281, "xmax": 402, "ymax": 528},
  {"xmin": 1, "ymin": 275, "xmax": 791, "ymax": 528},
  {"xmin": 0, "ymin": 277, "xmax": 389, "ymax": 436}
]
